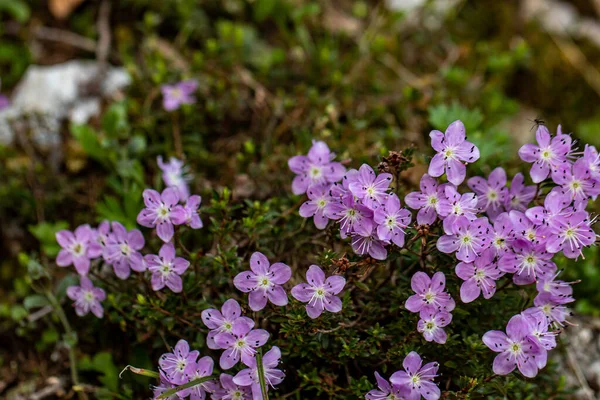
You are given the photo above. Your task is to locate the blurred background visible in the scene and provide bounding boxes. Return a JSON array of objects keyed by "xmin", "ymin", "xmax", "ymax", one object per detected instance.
[{"xmin": 2, "ymin": 0, "xmax": 600, "ymax": 398}]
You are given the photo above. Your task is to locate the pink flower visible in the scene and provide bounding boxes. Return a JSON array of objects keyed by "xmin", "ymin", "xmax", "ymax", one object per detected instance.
[
  {"xmin": 428, "ymin": 120, "xmax": 480, "ymax": 185},
  {"xmin": 291, "ymin": 265, "xmax": 346, "ymax": 319},
  {"xmin": 288, "ymin": 140, "xmax": 345, "ymax": 195},
  {"xmin": 161, "ymin": 80, "xmax": 198, "ymax": 111},
  {"xmin": 103, "ymin": 222, "xmax": 145, "ymax": 280},
  {"xmin": 145, "ymin": 243, "xmax": 190, "ymax": 293},
  {"xmin": 405, "ymin": 271, "xmax": 455, "ymax": 315},
  {"xmin": 56, "ymin": 224, "xmax": 102, "ymax": 275},
  {"xmin": 66, "ymin": 276, "xmax": 105, "ymax": 318},
  {"xmin": 137, "ymin": 187, "xmax": 187, "ymax": 242},
  {"xmin": 233, "ymin": 252, "xmax": 292, "ymax": 311}
]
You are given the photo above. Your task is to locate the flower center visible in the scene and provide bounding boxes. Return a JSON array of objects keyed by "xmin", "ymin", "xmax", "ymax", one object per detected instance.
[
  {"xmin": 444, "ymin": 147, "xmax": 455, "ymax": 159},
  {"xmin": 411, "ymin": 375, "xmax": 421, "ymax": 385},
  {"xmin": 494, "ymin": 236, "xmax": 506, "ymax": 248},
  {"xmin": 120, "ymin": 243, "xmax": 132, "ymax": 256},
  {"xmin": 176, "ymin": 359, "xmax": 186, "ymax": 371},
  {"xmin": 564, "ymin": 227, "xmax": 576, "ymax": 238},
  {"xmin": 487, "ymin": 190, "xmax": 498, "ymax": 201},
  {"xmin": 224, "ymin": 322, "xmax": 233, "ymax": 331},
  {"xmin": 541, "ymin": 148, "xmax": 553, "ymax": 160},
  {"xmin": 526, "ymin": 229, "xmax": 536, "ymax": 241},
  {"xmin": 425, "ymin": 321, "xmax": 435, "ymax": 330},
  {"xmin": 316, "ymin": 288, "xmax": 325, "ymax": 297},
  {"xmin": 475, "ymin": 270, "xmax": 486, "ymax": 279},
  {"xmin": 541, "ymin": 304, "xmax": 553, "ymax": 316},
  {"xmin": 258, "ymin": 276, "xmax": 271, "ymax": 288},
  {"xmin": 510, "ymin": 342, "xmax": 521, "ymax": 354},
  {"xmin": 452, "ymin": 204, "xmax": 462, "ymax": 214},
  {"xmin": 161, "ymin": 263, "xmax": 173, "ymax": 276},
  {"xmin": 309, "ymin": 166, "xmax": 322, "ymax": 179},
  {"xmin": 158, "ymin": 205, "xmax": 170, "ymax": 218},
  {"xmin": 461, "ymin": 234, "xmax": 472, "ymax": 244},
  {"xmin": 71, "ymin": 242, "xmax": 85, "ymax": 256},
  {"xmin": 235, "ymin": 339, "xmax": 246, "ymax": 349},
  {"xmin": 525, "ymin": 255, "xmax": 536, "ymax": 265},
  {"xmin": 317, "ymin": 199, "xmax": 327, "ymax": 208},
  {"xmin": 427, "ymin": 195, "xmax": 438, "ymax": 206},
  {"xmin": 386, "ymin": 217, "xmax": 395, "ymax": 227},
  {"xmin": 83, "ymin": 291, "xmax": 94, "ymax": 303},
  {"xmin": 232, "ymin": 391, "xmax": 243, "ymax": 400},
  {"xmin": 570, "ymin": 180, "xmax": 581, "ymax": 190},
  {"xmin": 424, "ymin": 291, "xmax": 435, "ymax": 303}
]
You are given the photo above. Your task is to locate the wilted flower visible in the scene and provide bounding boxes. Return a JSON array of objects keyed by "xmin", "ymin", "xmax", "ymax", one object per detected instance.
[
  {"xmin": 161, "ymin": 80, "xmax": 198, "ymax": 111},
  {"xmin": 233, "ymin": 252, "xmax": 292, "ymax": 311},
  {"xmin": 288, "ymin": 140, "xmax": 345, "ymax": 195},
  {"xmin": 482, "ymin": 314, "xmax": 542, "ymax": 378},
  {"xmin": 214, "ymin": 319, "xmax": 270, "ymax": 369},
  {"xmin": 233, "ymin": 346, "xmax": 285, "ymax": 400},
  {"xmin": 291, "ymin": 265, "xmax": 346, "ymax": 318},
  {"xmin": 159, "ymin": 339, "xmax": 199, "ymax": 384},
  {"xmin": 66, "ymin": 276, "xmax": 105, "ymax": 318},
  {"xmin": 202, "ymin": 299, "xmax": 255, "ymax": 350},
  {"xmin": 137, "ymin": 187, "xmax": 187, "ymax": 242},
  {"xmin": 389, "ymin": 351, "xmax": 441, "ymax": 400},
  {"xmin": 157, "ymin": 156, "xmax": 192, "ymax": 201},
  {"xmin": 145, "ymin": 242, "xmax": 190, "ymax": 293},
  {"xmin": 56, "ymin": 225, "xmax": 103, "ymax": 275},
  {"xmin": 428, "ymin": 120, "xmax": 480, "ymax": 185},
  {"xmin": 405, "ymin": 272, "xmax": 455, "ymax": 315},
  {"xmin": 104, "ymin": 222, "xmax": 146, "ymax": 280}
]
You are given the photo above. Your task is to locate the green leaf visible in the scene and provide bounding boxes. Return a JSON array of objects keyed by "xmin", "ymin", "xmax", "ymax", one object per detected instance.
[
  {"xmin": 71, "ymin": 124, "xmax": 109, "ymax": 165},
  {"xmin": 29, "ymin": 221, "xmax": 69, "ymax": 257},
  {"xmin": 23, "ymin": 294, "xmax": 49, "ymax": 310},
  {"xmin": 0, "ymin": 0, "xmax": 31, "ymax": 23}
]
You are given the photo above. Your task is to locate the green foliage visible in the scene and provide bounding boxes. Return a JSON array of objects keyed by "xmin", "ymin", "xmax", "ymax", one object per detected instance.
[{"xmin": 2, "ymin": 0, "xmax": 599, "ymax": 398}]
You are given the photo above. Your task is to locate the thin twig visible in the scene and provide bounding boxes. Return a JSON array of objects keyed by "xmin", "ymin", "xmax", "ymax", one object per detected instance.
[{"xmin": 33, "ymin": 26, "xmax": 97, "ymax": 52}]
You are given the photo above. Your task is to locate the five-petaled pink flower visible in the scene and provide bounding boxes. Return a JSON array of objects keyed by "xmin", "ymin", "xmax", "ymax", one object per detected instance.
[
  {"xmin": 291, "ymin": 265, "xmax": 346, "ymax": 319},
  {"xmin": 428, "ymin": 120, "xmax": 480, "ymax": 185},
  {"xmin": 161, "ymin": 80, "xmax": 198, "ymax": 111},
  {"xmin": 145, "ymin": 242, "xmax": 190, "ymax": 293},
  {"xmin": 56, "ymin": 224, "xmax": 102, "ymax": 276},
  {"xmin": 233, "ymin": 252, "xmax": 292, "ymax": 311},
  {"xmin": 66, "ymin": 276, "xmax": 105, "ymax": 318},
  {"xmin": 137, "ymin": 187, "xmax": 187, "ymax": 242}
]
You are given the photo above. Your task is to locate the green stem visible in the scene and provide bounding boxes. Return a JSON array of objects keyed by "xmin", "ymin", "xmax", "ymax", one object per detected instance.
[
  {"xmin": 256, "ymin": 349, "xmax": 270, "ymax": 400},
  {"xmin": 157, "ymin": 376, "xmax": 213, "ymax": 399},
  {"xmin": 46, "ymin": 290, "xmax": 87, "ymax": 400}
]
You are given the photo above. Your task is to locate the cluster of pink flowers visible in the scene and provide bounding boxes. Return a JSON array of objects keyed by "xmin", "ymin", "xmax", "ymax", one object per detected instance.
[
  {"xmin": 56, "ymin": 157, "xmax": 203, "ymax": 317},
  {"xmin": 290, "ymin": 141, "xmax": 412, "ymax": 260},
  {"xmin": 405, "ymin": 272, "xmax": 455, "ymax": 344},
  {"xmin": 407, "ymin": 122, "xmax": 594, "ymax": 378},
  {"xmin": 367, "ymin": 352, "xmax": 441, "ymax": 400}
]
